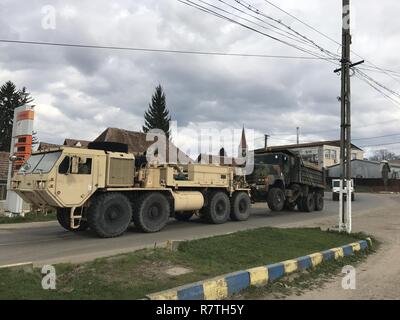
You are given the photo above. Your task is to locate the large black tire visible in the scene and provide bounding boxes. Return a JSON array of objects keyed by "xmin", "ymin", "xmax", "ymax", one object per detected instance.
[
  {"xmin": 56, "ymin": 208, "xmax": 88, "ymax": 232},
  {"xmin": 296, "ymin": 197, "xmax": 305, "ymax": 212},
  {"xmin": 203, "ymin": 191, "xmax": 230, "ymax": 224},
  {"xmin": 284, "ymin": 201, "xmax": 297, "ymax": 211},
  {"xmin": 87, "ymin": 193, "xmax": 132, "ymax": 238},
  {"xmin": 230, "ymin": 192, "xmax": 251, "ymax": 221},
  {"xmin": 133, "ymin": 193, "xmax": 170, "ymax": 233},
  {"xmin": 175, "ymin": 211, "xmax": 195, "ymax": 222},
  {"xmin": 302, "ymin": 193, "xmax": 315, "ymax": 212},
  {"xmin": 267, "ymin": 188, "xmax": 285, "ymax": 212},
  {"xmin": 314, "ymin": 192, "xmax": 324, "ymax": 211}
]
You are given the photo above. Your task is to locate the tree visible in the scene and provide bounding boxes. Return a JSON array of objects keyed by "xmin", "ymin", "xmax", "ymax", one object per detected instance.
[
  {"xmin": 143, "ymin": 85, "xmax": 171, "ymax": 139},
  {"xmin": 0, "ymin": 81, "xmax": 34, "ymax": 152},
  {"xmin": 369, "ymin": 149, "xmax": 400, "ymax": 162}
]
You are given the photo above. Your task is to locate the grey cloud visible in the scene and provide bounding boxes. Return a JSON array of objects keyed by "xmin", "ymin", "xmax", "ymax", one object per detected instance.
[{"xmin": 0, "ymin": 0, "xmax": 399, "ymax": 156}]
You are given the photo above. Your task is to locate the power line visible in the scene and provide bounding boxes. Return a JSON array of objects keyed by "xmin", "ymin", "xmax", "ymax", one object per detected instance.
[
  {"xmin": 356, "ymin": 69, "xmax": 400, "ymax": 99},
  {"xmin": 0, "ymin": 39, "xmax": 332, "ymax": 60},
  {"xmin": 212, "ymin": 0, "xmax": 319, "ymax": 49},
  {"xmin": 262, "ymin": 0, "xmax": 342, "ymax": 48},
  {"xmin": 357, "ymin": 66, "xmax": 400, "ymax": 78},
  {"xmin": 262, "ymin": 0, "xmax": 400, "ymax": 85},
  {"xmin": 360, "ymin": 141, "xmax": 400, "ymax": 148},
  {"xmin": 258, "ymin": 118, "xmax": 400, "ymax": 137},
  {"xmin": 355, "ymin": 70, "xmax": 400, "ymax": 109},
  {"xmin": 353, "ymin": 133, "xmax": 400, "ymax": 141},
  {"xmin": 235, "ymin": 0, "xmax": 340, "ymax": 60},
  {"xmin": 178, "ymin": 0, "xmax": 341, "ymax": 65}
]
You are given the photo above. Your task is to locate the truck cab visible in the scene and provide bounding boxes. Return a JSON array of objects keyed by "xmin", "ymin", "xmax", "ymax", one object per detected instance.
[{"xmin": 247, "ymin": 152, "xmax": 292, "ymax": 202}]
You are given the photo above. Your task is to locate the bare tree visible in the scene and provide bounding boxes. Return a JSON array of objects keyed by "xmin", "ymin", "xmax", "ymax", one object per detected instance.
[{"xmin": 369, "ymin": 149, "xmax": 399, "ymax": 161}]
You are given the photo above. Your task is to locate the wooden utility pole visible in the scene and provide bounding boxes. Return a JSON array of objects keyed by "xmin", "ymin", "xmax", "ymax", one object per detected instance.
[
  {"xmin": 296, "ymin": 127, "xmax": 300, "ymax": 144},
  {"xmin": 339, "ymin": 0, "xmax": 351, "ymax": 233},
  {"xmin": 335, "ymin": 2, "xmax": 363, "ymax": 233},
  {"xmin": 264, "ymin": 134, "xmax": 270, "ymax": 149}
]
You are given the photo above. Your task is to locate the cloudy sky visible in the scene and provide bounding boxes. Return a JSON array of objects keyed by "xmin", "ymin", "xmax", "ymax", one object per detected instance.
[{"xmin": 1, "ymin": 0, "xmax": 400, "ymax": 157}]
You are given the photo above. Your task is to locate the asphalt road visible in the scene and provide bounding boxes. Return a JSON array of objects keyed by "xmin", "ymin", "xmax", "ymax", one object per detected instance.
[{"xmin": 0, "ymin": 193, "xmax": 396, "ymax": 267}]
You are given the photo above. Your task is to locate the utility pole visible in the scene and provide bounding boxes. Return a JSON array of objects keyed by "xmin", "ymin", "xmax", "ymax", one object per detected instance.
[
  {"xmin": 339, "ymin": 0, "xmax": 351, "ymax": 233},
  {"xmin": 296, "ymin": 127, "xmax": 300, "ymax": 144},
  {"xmin": 264, "ymin": 134, "xmax": 270, "ymax": 149},
  {"xmin": 334, "ymin": 0, "xmax": 363, "ymax": 233}
]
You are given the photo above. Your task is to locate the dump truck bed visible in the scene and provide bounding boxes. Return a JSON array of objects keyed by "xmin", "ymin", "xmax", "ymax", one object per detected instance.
[{"xmin": 298, "ymin": 164, "xmax": 325, "ymax": 189}]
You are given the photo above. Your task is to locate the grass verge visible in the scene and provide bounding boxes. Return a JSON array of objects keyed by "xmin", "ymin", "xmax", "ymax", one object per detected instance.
[
  {"xmin": 234, "ymin": 243, "xmax": 376, "ymax": 300},
  {"xmin": 0, "ymin": 212, "xmax": 56, "ymax": 224},
  {"xmin": 0, "ymin": 227, "xmax": 371, "ymax": 300}
]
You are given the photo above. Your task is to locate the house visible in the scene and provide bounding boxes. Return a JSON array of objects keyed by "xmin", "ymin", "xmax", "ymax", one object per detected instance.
[
  {"xmin": 63, "ymin": 139, "xmax": 91, "ymax": 148},
  {"xmin": 256, "ymin": 140, "xmax": 364, "ymax": 168},
  {"xmin": 38, "ymin": 128, "xmax": 192, "ymax": 164},
  {"xmin": 0, "ymin": 151, "xmax": 10, "ymax": 201},
  {"xmin": 327, "ymin": 159, "xmax": 400, "ymax": 179},
  {"xmin": 38, "ymin": 139, "xmax": 90, "ymax": 151},
  {"xmin": 38, "ymin": 141, "xmax": 60, "ymax": 151},
  {"xmin": 94, "ymin": 128, "xmax": 193, "ymax": 164}
]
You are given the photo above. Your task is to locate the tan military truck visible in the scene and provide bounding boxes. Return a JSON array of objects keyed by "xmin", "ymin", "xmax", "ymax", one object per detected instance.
[{"xmin": 10, "ymin": 143, "xmax": 251, "ymax": 238}]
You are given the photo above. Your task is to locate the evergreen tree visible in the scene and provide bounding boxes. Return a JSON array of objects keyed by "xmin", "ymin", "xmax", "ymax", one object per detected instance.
[
  {"xmin": 0, "ymin": 81, "xmax": 33, "ymax": 151},
  {"xmin": 143, "ymin": 85, "xmax": 171, "ymax": 139}
]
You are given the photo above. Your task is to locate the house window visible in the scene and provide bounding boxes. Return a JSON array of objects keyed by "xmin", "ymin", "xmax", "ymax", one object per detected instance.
[
  {"xmin": 331, "ymin": 150, "xmax": 337, "ymax": 161},
  {"xmin": 351, "ymin": 153, "xmax": 357, "ymax": 160},
  {"xmin": 325, "ymin": 150, "xmax": 331, "ymax": 159}
]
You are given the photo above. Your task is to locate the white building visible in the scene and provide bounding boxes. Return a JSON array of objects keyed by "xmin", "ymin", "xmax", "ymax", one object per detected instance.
[{"xmin": 257, "ymin": 140, "xmax": 364, "ymax": 168}]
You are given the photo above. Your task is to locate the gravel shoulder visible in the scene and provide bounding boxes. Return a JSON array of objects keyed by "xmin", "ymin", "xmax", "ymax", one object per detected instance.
[{"xmin": 281, "ymin": 195, "xmax": 400, "ymax": 300}]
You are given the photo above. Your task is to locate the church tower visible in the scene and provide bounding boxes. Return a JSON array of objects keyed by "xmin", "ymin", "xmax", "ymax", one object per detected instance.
[{"xmin": 238, "ymin": 126, "xmax": 248, "ymax": 158}]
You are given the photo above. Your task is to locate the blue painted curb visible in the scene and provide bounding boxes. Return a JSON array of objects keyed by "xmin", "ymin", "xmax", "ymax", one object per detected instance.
[{"xmin": 147, "ymin": 238, "xmax": 371, "ymax": 300}]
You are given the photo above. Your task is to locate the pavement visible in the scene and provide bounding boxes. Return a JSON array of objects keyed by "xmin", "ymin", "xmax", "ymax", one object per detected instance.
[{"xmin": 0, "ymin": 192, "xmax": 397, "ymax": 268}]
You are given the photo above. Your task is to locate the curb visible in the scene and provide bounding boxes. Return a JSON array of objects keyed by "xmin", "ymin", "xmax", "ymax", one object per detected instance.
[
  {"xmin": 0, "ymin": 262, "xmax": 34, "ymax": 271},
  {"xmin": 147, "ymin": 238, "xmax": 371, "ymax": 300}
]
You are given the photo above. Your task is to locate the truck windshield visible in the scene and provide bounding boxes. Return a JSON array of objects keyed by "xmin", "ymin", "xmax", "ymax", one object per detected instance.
[
  {"xmin": 247, "ymin": 154, "xmax": 283, "ymax": 183},
  {"xmin": 19, "ymin": 152, "xmax": 62, "ymax": 174},
  {"xmin": 333, "ymin": 181, "xmax": 340, "ymax": 187},
  {"xmin": 255, "ymin": 154, "xmax": 280, "ymax": 165}
]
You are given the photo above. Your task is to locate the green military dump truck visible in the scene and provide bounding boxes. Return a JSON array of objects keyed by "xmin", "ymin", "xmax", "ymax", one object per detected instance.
[
  {"xmin": 247, "ymin": 150, "xmax": 326, "ymax": 212},
  {"xmin": 10, "ymin": 143, "xmax": 251, "ymax": 238}
]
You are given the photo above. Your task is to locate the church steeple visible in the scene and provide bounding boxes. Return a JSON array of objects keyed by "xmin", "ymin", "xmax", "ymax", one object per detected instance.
[{"xmin": 238, "ymin": 126, "xmax": 248, "ymax": 158}]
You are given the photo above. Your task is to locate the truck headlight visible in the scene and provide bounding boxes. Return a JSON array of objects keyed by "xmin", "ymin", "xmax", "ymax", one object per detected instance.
[
  {"xmin": 36, "ymin": 181, "xmax": 46, "ymax": 189},
  {"xmin": 11, "ymin": 181, "xmax": 20, "ymax": 189}
]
